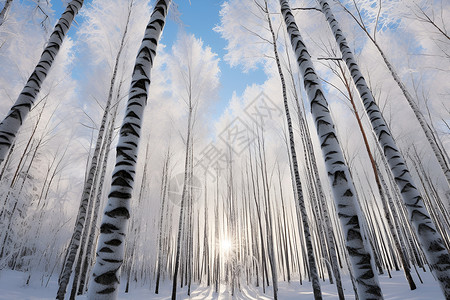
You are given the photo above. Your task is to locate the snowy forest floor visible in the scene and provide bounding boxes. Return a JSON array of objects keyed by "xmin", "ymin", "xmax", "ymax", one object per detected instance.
[{"xmin": 0, "ymin": 269, "xmax": 443, "ymax": 299}]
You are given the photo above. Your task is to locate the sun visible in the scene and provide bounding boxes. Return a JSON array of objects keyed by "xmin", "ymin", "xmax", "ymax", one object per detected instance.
[{"xmin": 221, "ymin": 239, "xmax": 233, "ymax": 254}]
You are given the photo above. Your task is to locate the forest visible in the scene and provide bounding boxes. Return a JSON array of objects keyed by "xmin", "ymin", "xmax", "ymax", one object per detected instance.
[{"xmin": 0, "ymin": 0, "xmax": 449, "ymax": 299}]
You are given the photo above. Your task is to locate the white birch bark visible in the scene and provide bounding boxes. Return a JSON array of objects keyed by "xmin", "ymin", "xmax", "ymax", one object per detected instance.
[
  {"xmin": 56, "ymin": 6, "xmax": 130, "ymax": 295},
  {"xmin": 72, "ymin": 6, "xmax": 132, "ymax": 295},
  {"xmin": 87, "ymin": 1, "xmax": 171, "ymax": 298},
  {"xmin": 279, "ymin": 0, "xmax": 383, "ymax": 298},
  {"xmin": 79, "ymin": 105, "xmax": 118, "ymax": 294},
  {"xmin": 285, "ymin": 36, "xmax": 345, "ymax": 297},
  {"xmin": 339, "ymin": 2, "xmax": 450, "ymax": 186},
  {"xmin": 0, "ymin": 0, "xmax": 83, "ymax": 165},
  {"xmin": 264, "ymin": 1, "xmax": 322, "ymax": 297},
  {"xmin": 377, "ymin": 44, "xmax": 450, "ymax": 186},
  {"xmin": 318, "ymin": 1, "xmax": 450, "ymax": 297},
  {"xmin": 56, "ymin": 91, "xmax": 108, "ymax": 299},
  {"xmin": 301, "ymin": 113, "xmax": 345, "ymax": 299}
]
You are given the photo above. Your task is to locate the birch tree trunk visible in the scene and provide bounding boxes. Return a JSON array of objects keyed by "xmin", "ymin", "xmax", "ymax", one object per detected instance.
[
  {"xmin": 318, "ymin": 1, "xmax": 450, "ymax": 297},
  {"xmin": 285, "ymin": 32, "xmax": 345, "ymax": 297},
  {"xmin": 338, "ymin": 1, "xmax": 450, "ymax": 186},
  {"xmin": 328, "ymin": 58, "xmax": 417, "ymax": 289},
  {"xmin": 171, "ymin": 105, "xmax": 194, "ymax": 300},
  {"xmin": 88, "ymin": 1, "xmax": 171, "ymax": 299},
  {"xmin": 379, "ymin": 49, "xmax": 450, "ymax": 185},
  {"xmin": 279, "ymin": 0, "xmax": 382, "ymax": 298},
  {"xmin": 78, "ymin": 105, "xmax": 118, "ymax": 295},
  {"xmin": 0, "ymin": 0, "xmax": 83, "ymax": 166},
  {"xmin": 378, "ymin": 41, "xmax": 450, "ymax": 186},
  {"xmin": 256, "ymin": 132, "xmax": 278, "ymax": 300},
  {"xmin": 263, "ymin": 1, "xmax": 321, "ymax": 298},
  {"xmin": 155, "ymin": 148, "xmax": 170, "ymax": 294},
  {"xmin": 56, "ymin": 5, "xmax": 132, "ymax": 296}
]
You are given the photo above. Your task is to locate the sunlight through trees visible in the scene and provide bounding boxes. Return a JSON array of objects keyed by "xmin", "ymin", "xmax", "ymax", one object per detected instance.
[{"xmin": 0, "ymin": 0, "xmax": 448, "ymax": 299}]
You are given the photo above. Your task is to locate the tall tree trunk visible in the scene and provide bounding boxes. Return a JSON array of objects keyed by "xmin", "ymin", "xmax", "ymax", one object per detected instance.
[
  {"xmin": 339, "ymin": 1, "xmax": 450, "ymax": 186},
  {"xmin": 279, "ymin": 1, "xmax": 382, "ymax": 298},
  {"xmin": 0, "ymin": 0, "xmax": 83, "ymax": 165},
  {"xmin": 171, "ymin": 104, "xmax": 194, "ymax": 300},
  {"xmin": 88, "ymin": 1, "xmax": 171, "ymax": 298},
  {"xmin": 319, "ymin": 1, "xmax": 450, "ymax": 297},
  {"xmin": 256, "ymin": 131, "xmax": 279, "ymax": 300},
  {"xmin": 332, "ymin": 57, "xmax": 417, "ymax": 289},
  {"xmin": 155, "ymin": 148, "xmax": 170, "ymax": 294},
  {"xmin": 284, "ymin": 32, "xmax": 345, "ymax": 298},
  {"xmin": 70, "ymin": 107, "xmax": 121, "ymax": 298},
  {"xmin": 263, "ymin": 1, "xmax": 322, "ymax": 298},
  {"xmin": 277, "ymin": 164, "xmax": 291, "ymax": 283},
  {"xmin": 78, "ymin": 104, "xmax": 119, "ymax": 296},
  {"xmin": 56, "ymin": 3, "xmax": 132, "ymax": 296}
]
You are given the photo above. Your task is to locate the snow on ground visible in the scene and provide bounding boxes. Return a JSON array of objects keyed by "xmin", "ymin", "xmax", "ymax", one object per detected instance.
[{"xmin": 0, "ymin": 269, "xmax": 443, "ymax": 299}]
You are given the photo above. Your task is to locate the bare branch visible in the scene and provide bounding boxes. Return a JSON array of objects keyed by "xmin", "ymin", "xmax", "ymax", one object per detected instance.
[
  {"xmin": 241, "ymin": 24, "xmax": 273, "ymax": 45},
  {"xmin": 413, "ymin": 3, "xmax": 450, "ymax": 40},
  {"xmin": 317, "ymin": 57, "xmax": 343, "ymax": 61},
  {"xmin": 373, "ymin": 0, "xmax": 382, "ymax": 42},
  {"xmin": 291, "ymin": 7, "xmax": 322, "ymax": 12}
]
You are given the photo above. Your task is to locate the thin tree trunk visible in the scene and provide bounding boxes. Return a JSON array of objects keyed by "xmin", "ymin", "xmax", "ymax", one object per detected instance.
[
  {"xmin": 70, "ymin": 113, "xmax": 119, "ymax": 298},
  {"xmin": 171, "ymin": 103, "xmax": 194, "ymax": 300},
  {"xmin": 155, "ymin": 148, "xmax": 170, "ymax": 294},
  {"xmin": 78, "ymin": 105, "xmax": 119, "ymax": 296},
  {"xmin": 279, "ymin": 1, "xmax": 382, "ymax": 298},
  {"xmin": 277, "ymin": 164, "xmax": 291, "ymax": 283},
  {"xmin": 256, "ymin": 131, "xmax": 278, "ymax": 300},
  {"xmin": 88, "ymin": 1, "xmax": 171, "ymax": 298}
]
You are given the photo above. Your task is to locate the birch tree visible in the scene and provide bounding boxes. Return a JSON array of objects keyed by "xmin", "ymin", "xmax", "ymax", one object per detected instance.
[
  {"xmin": 170, "ymin": 32, "xmax": 220, "ymax": 300},
  {"xmin": 171, "ymin": 106, "xmax": 194, "ymax": 299},
  {"xmin": 0, "ymin": 0, "xmax": 83, "ymax": 166},
  {"xmin": 319, "ymin": 50, "xmax": 417, "ymax": 289},
  {"xmin": 318, "ymin": 1, "xmax": 450, "ymax": 296},
  {"xmin": 56, "ymin": 2, "xmax": 134, "ymax": 297},
  {"xmin": 155, "ymin": 147, "xmax": 171, "ymax": 294},
  {"xmin": 281, "ymin": 28, "xmax": 345, "ymax": 297},
  {"xmin": 279, "ymin": 0, "xmax": 382, "ymax": 298},
  {"xmin": 88, "ymin": 1, "xmax": 171, "ymax": 298},
  {"xmin": 259, "ymin": 1, "xmax": 321, "ymax": 298},
  {"xmin": 77, "ymin": 102, "xmax": 120, "ymax": 296},
  {"xmin": 338, "ymin": 0, "xmax": 450, "ymax": 187}
]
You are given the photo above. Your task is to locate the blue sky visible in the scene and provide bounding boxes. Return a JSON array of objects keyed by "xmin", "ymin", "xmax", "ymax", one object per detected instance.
[
  {"xmin": 162, "ymin": 1, "xmax": 267, "ymax": 118},
  {"xmin": 51, "ymin": 0, "xmax": 267, "ymax": 119}
]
